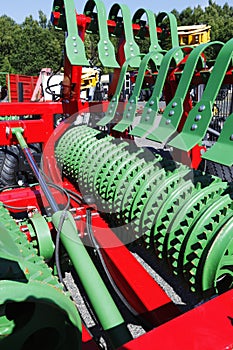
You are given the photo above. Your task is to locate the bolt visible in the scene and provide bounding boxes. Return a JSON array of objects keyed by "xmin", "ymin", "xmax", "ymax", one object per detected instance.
[
  {"xmin": 104, "ymin": 46, "xmax": 108, "ymax": 50},
  {"xmin": 130, "ymin": 100, "xmax": 134, "ymax": 104},
  {"xmin": 169, "ymin": 110, "xmax": 175, "ymax": 116},
  {"xmin": 191, "ymin": 124, "xmax": 198, "ymax": 130},
  {"xmin": 147, "ymin": 108, "xmax": 152, "ymax": 113},
  {"xmin": 145, "ymin": 116, "xmax": 150, "ymax": 121},
  {"xmin": 104, "ymin": 40, "xmax": 107, "ymax": 44},
  {"xmin": 230, "ymin": 134, "xmax": 233, "ymax": 141},
  {"xmin": 149, "ymin": 100, "xmax": 154, "ymax": 106},
  {"xmin": 73, "ymin": 43, "xmax": 77, "ymax": 47},
  {"xmin": 166, "ymin": 119, "xmax": 171, "ymax": 124},
  {"xmin": 105, "ymin": 53, "xmax": 109, "ymax": 56},
  {"xmin": 5, "ymin": 126, "xmax": 10, "ymax": 136},
  {"xmin": 130, "ymin": 42, "xmax": 133, "ymax": 46},
  {"xmin": 72, "ymin": 36, "xmax": 76, "ymax": 40},
  {"xmin": 172, "ymin": 102, "xmax": 177, "ymax": 108},
  {"xmin": 195, "ymin": 114, "xmax": 202, "ymax": 121},
  {"xmin": 198, "ymin": 105, "xmax": 205, "ymax": 112},
  {"xmin": 154, "ymin": 45, "xmax": 157, "ymax": 49},
  {"xmin": 74, "ymin": 49, "xmax": 78, "ymax": 54},
  {"xmin": 126, "ymin": 113, "xmax": 130, "ymax": 118}
]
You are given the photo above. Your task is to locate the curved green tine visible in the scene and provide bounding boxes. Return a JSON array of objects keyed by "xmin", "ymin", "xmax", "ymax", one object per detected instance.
[
  {"xmin": 132, "ymin": 9, "xmax": 164, "ymax": 66},
  {"xmin": 83, "ymin": 0, "xmax": 119, "ymax": 67},
  {"xmin": 131, "ymin": 46, "xmax": 190, "ymax": 138},
  {"xmin": 201, "ymin": 112, "xmax": 233, "ymax": 166},
  {"xmin": 58, "ymin": 0, "xmax": 89, "ymax": 66},
  {"xmin": 156, "ymin": 12, "xmax": 183, "ymax": 63},
  {"xmin": 109, "ymin": 3, "xmax": 141, "ymax": 67},
  {"xmin": 146, "ymin": 41, "xmax": 224, "ymax": 143},
  {"xmin": 169, "ymin": 38, "xmax": 233, "ymax": 151},
  {"xmin": 97, "ymin": 55, "xmax": 143, "ymax": 126},
  {"xmin": 113, "ymin": 52, "xmax": 159, "ymax": 132}
]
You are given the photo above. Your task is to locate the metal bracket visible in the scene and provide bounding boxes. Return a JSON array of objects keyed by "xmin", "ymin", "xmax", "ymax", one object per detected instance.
[
  {"xmin": 84, "ymin": 0, "xmax": 119, "ymax": 67},
  {"xmin": 132, "ymin": 9, "xmax": 164, "ymax": 66},
  {"xmin": 60, "ymin": 0, "xmax": 90, "ymax": 66},
  {"xmin": 113, "ymin": 52, "xmax": 159, "ymax": 132},
  {"xmin": 131, "ymin": 47, "xmax": 186, "ymax": 138},
  {"xmin": 109, "ymin": 4, "xmax": 141, "ymax": 67},
  {"xmin": 97, "ymin": 55, "xmax": 142, "ymax": 127},
  {"xmin": 201, "ymin": 112, "xmax": 233, "ymax": 166},
  {"xmin": 169, "ymin": 39, "xmax": 233, "ymax": 151},
  {"xmin": 147, "ymin": 41, "xmax": 223, "ymax": 143}
]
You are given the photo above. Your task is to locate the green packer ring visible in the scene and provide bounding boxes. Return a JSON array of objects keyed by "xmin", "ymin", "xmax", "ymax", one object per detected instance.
[
  {"xmin": 164, "ymin": 181, "xmax": 228, "ymax": 274},
  {"xmin": 142, "ymin": 169, "xmax": 191, "ymax": 249},
  {"xmin": 102, "ymin": 150, "xmax": 144, "ymax": 211},
  {"xmin": 129, "ymin": 167, "xmax": 166, "ymax": 235},
  {"xmin": 178, "ymin": 195, "xmax": 233, "ymax": 292},
  {"xmin": 55, "ymin": 125, "xmax": 98, "ymax": 167},
  {"xmin": 112, "ymin": 157, "xmax": 148, "ymax": 215},
  {"xmin": 55, "ymin": 128, "xmax": 100, "ymax": 177},
  {"xmin": 80, "ymin": 141, "xmax": 130, "ymax": 205},
  {"xmin": 120, "ymin": 161, "xmax": 162, "ymax": 224},
  {"xmin": 149, "ymin": 180, "xmax": 195, "ymax": 249},
  {"xmin": 0, "ymin": 280, "xmax": 81, "ymax": 350},
  {"xmin": 201, "ymin": 215, "xmax": 233, "ymax": 295},
  {"xmin": 180, "ymin": 195, "xmax": 233, "ymax": 293},
  {"xmin": 77, "ymin": 137, "xmax": 115, "ymax": 194},
  {"xmin": 63, "ymin": 133, "xmax": 106, "ymax": 183},
  {"xmin": 0, "ymin": 206, "xmax": 82, "ymax": 349},
  {"xmin": 97, "ymin": 149, "xmax": 134, "ymax": 208}
]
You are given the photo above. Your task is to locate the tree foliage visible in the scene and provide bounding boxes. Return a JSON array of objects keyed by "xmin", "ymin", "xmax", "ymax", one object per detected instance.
[
  {"xmin": 0, "ymin": 1, "xmax": 232, "ymax": 81},
  {"xmin": 0, "ymin": 11, "xmax": 64, "ymax": 80}
]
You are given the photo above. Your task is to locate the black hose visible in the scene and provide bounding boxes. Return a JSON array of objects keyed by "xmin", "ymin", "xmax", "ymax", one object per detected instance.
[{"xmin": 86, "ymin": 208, "xmax": 139, "ymax": 317}]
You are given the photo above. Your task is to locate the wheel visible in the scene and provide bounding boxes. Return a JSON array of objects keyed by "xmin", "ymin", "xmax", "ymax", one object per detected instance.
[
  {"xmin": 205, "ymin": 160, "xmax": 233, "ymax": 183},
  {"xmin": 0, "ymin": 143, "xmax": 42, "ymax": 188},
  {"xmin": 0, "ymin": 145, "xmax": 20, "ymax": 188}
]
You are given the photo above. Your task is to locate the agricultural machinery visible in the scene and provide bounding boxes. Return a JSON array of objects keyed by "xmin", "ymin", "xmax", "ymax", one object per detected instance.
[{"xmin": 0, "ymin": 0, "xmax": 233, "ymax": 348}]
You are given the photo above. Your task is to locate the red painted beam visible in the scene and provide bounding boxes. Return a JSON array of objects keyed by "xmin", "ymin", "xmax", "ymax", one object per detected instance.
[
  {"xmin": 91, "ymin": 216, "xmax": 180, "ymax": 326},
  {"xmin": 119, "ymin": 290, "xmax": 233, "ymax": 350}
]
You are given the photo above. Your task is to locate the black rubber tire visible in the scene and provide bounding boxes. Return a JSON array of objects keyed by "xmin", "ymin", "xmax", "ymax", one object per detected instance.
[
  {"xmin": 0, "ymin": 145, "xmax": 20, "ymax": 188},
  {"xmin": 205, "ymin": 160, "xmax": 233, "ymax": 183}
]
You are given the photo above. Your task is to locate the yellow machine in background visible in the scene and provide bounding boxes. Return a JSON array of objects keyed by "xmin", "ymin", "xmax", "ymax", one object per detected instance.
[{"xmin": 178, "ymin": 24, "xmax": 211, "ymax": 46}]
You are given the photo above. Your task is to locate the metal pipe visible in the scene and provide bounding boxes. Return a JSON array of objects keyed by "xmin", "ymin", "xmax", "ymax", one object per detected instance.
[
  {"xmin": 52, "ymin": 210, "xmax": 132, "ymax": 349},
  {"xmin": 12, "ymin": 128, "xmax": 59, "ymax": 213},
  {"xmin": 207, "ymin": 127, "xmax": 220, "ymax": 137}
]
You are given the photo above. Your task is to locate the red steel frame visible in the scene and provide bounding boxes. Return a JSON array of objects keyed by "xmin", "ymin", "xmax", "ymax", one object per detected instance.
[
  {"xmin": 1, "ymin": 179, "xmax": 233, "ymax": 348},
  {"xmin": 0, "ymin": 8, "xmax": 233, "ymax": 350}
]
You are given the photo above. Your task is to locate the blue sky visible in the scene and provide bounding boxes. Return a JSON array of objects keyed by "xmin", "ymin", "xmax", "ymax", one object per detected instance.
[{"xmin": 1, "ymin": 0, "xmax": 229, "ymax": 23}]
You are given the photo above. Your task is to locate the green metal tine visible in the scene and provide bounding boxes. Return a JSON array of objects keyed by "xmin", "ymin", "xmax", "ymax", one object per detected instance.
[
  {"xmin": 97, "ymin": 55, "xmax": 143, "ymax": 127},
  {"xmin": 84, "ymin": 0, "xmax": 119, "ymax": 68},
  {"xmin": 201, "ymin": 112, "xmax": 233, "ymax": 166},
  {"xmin": 53, "ymin": 0, "xmax": 89, "ymax": 66},
  {"xmin": 109, "ymin": 3, "xmax": 141, "ymax": 67},
  {"xmin": 156, "ymin": 12, "xmax": 183, "ymax": 63},
  {"xmin": 131, "ymin": 47, "xmax": 187, "ymax": 138},
  {"xmin": 168, "ymin": 38, "xmax": 233, "ymax": 151},
  {"xmin": 113, "ymin": 52, "xmax": 160, "ymax": 132},
  {"xmin": 146, "ymin": 41, "xmax": 224, "ymax": 143},
  {"xmin": 132, "ymin": 9, "xmax": 164, "ymax": 66}
]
